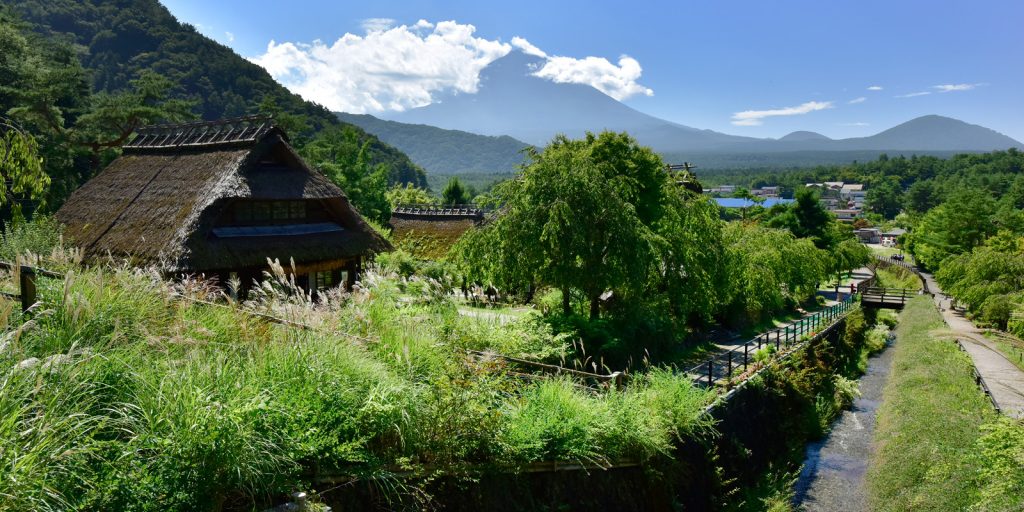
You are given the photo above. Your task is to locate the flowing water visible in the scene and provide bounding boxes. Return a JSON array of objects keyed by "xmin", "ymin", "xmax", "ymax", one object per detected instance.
[{"xmin": 792, "ymin": 339, "xmax": 895, "ymax": 511}]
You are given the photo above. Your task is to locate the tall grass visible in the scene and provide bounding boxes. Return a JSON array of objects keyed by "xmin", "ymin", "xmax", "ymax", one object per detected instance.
[{"xmin": 0, "ymin": 262, "xmax": 714, "ymax": 510}]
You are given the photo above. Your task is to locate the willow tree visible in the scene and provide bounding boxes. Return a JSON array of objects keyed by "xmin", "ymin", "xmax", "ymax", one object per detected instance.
[
  {"xmin": 0, "ymin": 119, "xmax": 49, "ymax": 213},
  {"xmin": 455, "ymin": 132, "xmax": 664, "ymax": 319},
  {"xmin": 654, "ymin": 190, "xmax": 728, "ymax": 324}
]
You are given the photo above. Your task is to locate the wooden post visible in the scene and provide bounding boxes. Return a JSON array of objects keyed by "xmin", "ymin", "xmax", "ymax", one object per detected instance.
[
  {"xmin": 744, "ymin": 343, "xmax": 749, "ymax": 370},
  {"xmin": 727, "ymin": 350, "xmax": 732, "ymax": 378},
  {"xmin": 19, "ymin": 265, "xmax": 35, "ymax": 315},
  {"xmin": 707, "ymin": 360, "xmax": 713, "ymax": 387}
]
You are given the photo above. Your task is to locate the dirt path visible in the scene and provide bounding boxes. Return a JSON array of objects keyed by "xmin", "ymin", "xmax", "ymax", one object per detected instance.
[
  {"xmin": 921, "ymin": 272, "xmax": 1024, "ymax": 419},
  {"xmin": 793, "ymin": 339, "xmax": 896, "ymax": 511}
]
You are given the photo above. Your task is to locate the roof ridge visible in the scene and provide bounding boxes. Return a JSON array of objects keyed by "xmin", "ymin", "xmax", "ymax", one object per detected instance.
[{"xmin": 124, "ymin": 116, "xmax": 279, "ymax": 150}]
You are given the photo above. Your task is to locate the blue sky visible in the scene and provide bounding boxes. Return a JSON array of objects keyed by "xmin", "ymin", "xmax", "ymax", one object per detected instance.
[{"xmin": 162, "ymin": 0, "xmax": 1024, "ymax": 141}]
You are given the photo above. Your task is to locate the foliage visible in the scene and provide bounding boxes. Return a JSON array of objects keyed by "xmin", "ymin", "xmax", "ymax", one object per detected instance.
[
  {"xmin": 864, "ymin": 176, "xmax": 903, "ymax": 218},
  {"xmin": 386, "ymin": 183, "xmax": 437, "ymax": 208},
  {"xmin": 441, "ymin": 176, "xmax": 469, "ymax": 205},
  {"xmin": 765, "ymin": 187, "xmax": 833, "ymax": 247},
  {"xmin": 0, "ymin": 257, "xmax": 717, "ymax": 510},
  {"xmin": 908, "ymin": 189, "xmax": 997, "ymax": 270},
  {"xmin": 0, "ymin": 214, "xmax": 62, "ymax": 261},
  {"xmin": 455, "ymin": 132, "xmax": 664, "ymax": 320},
  {"xmin": 338, "ymin": 112, "xmax": 530, "ymax": 175},
  {"xmin": 0, "ymin": 120, "xmax": 48, "ymax": 209},
  {"xmin": 721, "ymin": 223, "xmax": 828, "ymax": 321},
  {"xmin": 970, "ymin": 417, "xmax": 1024, "ymax": 511},
  {"xmin": 0, "ymin": 0, "xmax": 426, "ymax": 215},
  {"xmin": 935, "ymin": 243, "xmax": 1024, "ymax": 330},
  {"xmin": 300, "ymin": 125, "xmax": 392, "ymax": 223}
]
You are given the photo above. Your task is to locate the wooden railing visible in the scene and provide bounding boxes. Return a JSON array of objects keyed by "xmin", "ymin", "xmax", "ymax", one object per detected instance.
[
  {"xmin": 0, "ymin": 261, "xmax": 65, "ymax": 313},
  {"xmin": 860, "ymin": 286, "xmax": 915, "ymax": 308}
]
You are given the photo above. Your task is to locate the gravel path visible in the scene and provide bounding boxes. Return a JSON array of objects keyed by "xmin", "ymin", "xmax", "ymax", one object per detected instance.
[{"xmin": 793, "ymin": 339, "xmax": 896, "ymax": 511}]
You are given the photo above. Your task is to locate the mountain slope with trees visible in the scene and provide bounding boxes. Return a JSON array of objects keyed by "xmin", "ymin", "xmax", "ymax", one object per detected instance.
[
  {"xmin": 338, "ymin": 113, "xmax": 531, "ymax": 175},
  {"xmin": 1, "ymin": 0, "xmax": 427, "ymax": 188}
]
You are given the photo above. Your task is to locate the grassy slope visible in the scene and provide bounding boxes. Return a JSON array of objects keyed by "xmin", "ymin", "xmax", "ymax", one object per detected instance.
[
  {"xmin": 873, "ymin": 265, "xmax": 922, "ymax": 291},
  {"xmin": 0, "ymin": 262, "xmax": 715, "ymax": 510},
  {"xmin": 866, "ymin": 296, "xmax": 995, "ymax": 511}
]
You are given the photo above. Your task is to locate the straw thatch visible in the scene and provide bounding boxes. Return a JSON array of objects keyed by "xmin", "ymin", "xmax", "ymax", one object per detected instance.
[
  {"xmin": 56, "ymin": 120, "xmax": 391, "ymax": 274},
  {"xmin": 389, "ymin": 211, "xmax": 483, "ymax": 259}
]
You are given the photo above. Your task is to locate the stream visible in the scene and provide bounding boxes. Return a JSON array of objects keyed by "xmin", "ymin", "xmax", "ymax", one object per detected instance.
[{"xmin": 792, "ymin": 337, "xmax": 895, "ymax": 511}]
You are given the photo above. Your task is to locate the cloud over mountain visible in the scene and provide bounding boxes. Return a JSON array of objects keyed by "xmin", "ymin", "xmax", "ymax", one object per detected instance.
[
  {"xmin": 249, "ymin": 20, "xmax": 653, "ymax": 113},
  {"xmin": 731, "ymin": 101, "xmax": 833, "ymax": 126}
]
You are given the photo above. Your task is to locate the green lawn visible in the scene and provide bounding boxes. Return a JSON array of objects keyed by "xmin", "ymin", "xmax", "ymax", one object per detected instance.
[{"xmin": 867, "ymin": 297, "xmax": 1013, "ymax": 511}]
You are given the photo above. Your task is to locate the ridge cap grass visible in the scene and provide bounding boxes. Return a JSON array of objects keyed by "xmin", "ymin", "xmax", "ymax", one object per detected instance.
[{"xmin": 866, "ymin": 296, "xmax": 996, "ymax": 511}]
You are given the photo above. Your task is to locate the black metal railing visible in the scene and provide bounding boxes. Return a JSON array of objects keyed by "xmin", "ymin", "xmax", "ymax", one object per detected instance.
[{"xmin": 684, "ymin": 295, "xmax": 858, "ymax": 389}]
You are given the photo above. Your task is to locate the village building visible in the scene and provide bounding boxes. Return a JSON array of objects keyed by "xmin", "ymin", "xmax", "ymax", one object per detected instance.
[
  {"xmin": 840, "ymin": 183, "xmax": 867, "ymax": 209},
  {"xmin": 389, "ymin": 204, "xmax": 487, "ymax": 259},
  {"xmin": 55, "ymin": 116, "xmax": 391, "ymax": 292}
]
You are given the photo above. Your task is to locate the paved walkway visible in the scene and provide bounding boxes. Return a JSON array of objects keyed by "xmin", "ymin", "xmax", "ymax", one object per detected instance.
[
  {"xmin": 793, "ymin": 337, "xmax": 896, "ymax": 511},
  {"xmin": 685, "ymin": 267, "xmax": 875, "ymax": 384},
  {"xmin": 921, "ymin": 272, "xmax": 1024, "ymax": 419}
]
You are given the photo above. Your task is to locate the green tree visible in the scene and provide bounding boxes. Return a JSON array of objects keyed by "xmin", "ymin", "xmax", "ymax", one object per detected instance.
[
  {"xmin": 904, "ymin": 180, "xmax": 938, "ymax": 214},
  {"xmin": 73, "ymin": 70, "xmax": 195, "ymax": 171},
  {"xmin": 654, "ymin": 191, "xmax": 727, "ymax": 323},
  {"xmin": 300, "ymin": 126, "xmax": 391, "ymax": 223},
  {"xmin": 909, "ymin": 189, "xmax": 997, "ymax": 270},
  {"xmin": 386, "ymin": 183, "xmax": 437, "ymax": 208},
  {"xmin": 0, "ymin": 119, "xmax": 49, "ymax": 211},
  {"xmin": 456, "ymin": 132, "xmax": 664, "ymax": 319},
  {"xmin": 767, "ymin": 187, "xmax": 834, "ymax": 248},
  {"xmin": 865, "ymin": 177, "xmax": 903, "ymax": 218},
  {"xmin": 442, "ymin": 177, "xmax": 469, "ymax": 205}
]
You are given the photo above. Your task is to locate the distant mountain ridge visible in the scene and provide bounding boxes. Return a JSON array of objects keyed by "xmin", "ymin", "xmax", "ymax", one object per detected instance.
[
  {"xmin": 386, "ymin": 51, "xmax": 1022, "ymax": 157},
  {"xmin": 337, "ymin": 113, "xmax": 531, "ymax": 174}
]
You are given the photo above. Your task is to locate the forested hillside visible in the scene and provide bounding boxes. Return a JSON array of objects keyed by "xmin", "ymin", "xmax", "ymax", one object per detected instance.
[
  {"xmin": 338, "ymin": 113, "xmax": 531, "ymax": 175},
  {"xmin": 1, "ymin": 0, "xmax": 427, "ymax": 188}
]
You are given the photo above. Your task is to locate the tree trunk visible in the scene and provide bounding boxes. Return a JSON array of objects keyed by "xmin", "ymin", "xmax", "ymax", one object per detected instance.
[
  {"xmin": 589, "ymin": 296, "xmax": 600, "ymax": 320},
  {"xmin": 562, "ymin": 287, "xmax": 571, "ymax": 315}
]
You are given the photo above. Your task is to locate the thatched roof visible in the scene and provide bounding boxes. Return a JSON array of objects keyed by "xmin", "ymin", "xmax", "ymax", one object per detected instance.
[
  {"xmin": 56, "ymin": 117, "xmax": 391, "ymax": 273},
  {"xmin": 389, "ymin": 208, "xmax": 484, "ymax": 259}
]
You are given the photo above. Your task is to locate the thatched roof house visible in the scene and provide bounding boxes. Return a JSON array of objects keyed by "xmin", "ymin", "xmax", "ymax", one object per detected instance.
[
  {"xmin": 56, "ymin": 116, "xmax": 391, "ymax": 291},
  {"xmin": 389, "ymin": 204, "xmax": 486, "ymax": 259}
]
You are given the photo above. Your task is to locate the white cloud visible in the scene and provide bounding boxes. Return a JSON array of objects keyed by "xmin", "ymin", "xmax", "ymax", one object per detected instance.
[
  {"xmin": 249, "ymin": 22, "xmax": 654, "ymax": 113},
  {"xmin": 531, "ymin": 54, "xmax": 653, "ymax": 100},
  {"xmin": 249, "ymin": 21, "xmax": 513, "ymax": 113},
  {"xmin": 933, "ymin": 83, "xmax": 982, "ymax": 92},
  {"xmin": 838, "ymin": 122, "xmax": 870, "ymax": 126},
  {"xmin": 225, "ymin": 31, "xmax": 234, "ymax": 42},
  {"xmin": 867, "ymin": 85, "xmax": 883, "ymax": 91},
  {"xmin": 361, "ymin": 18, "xmax": 396, "ymax": 33},
  {"xmin": 511, "ymin": 36, "xmax": 547, "ymax": 58},
  {"xmin": 731, "ymin": 101, "xmax": 833, "ymax": 126},
  {"xmin": 895, "ymin": 91, "xmax": 931, "ymax": 98},
  {"xmin": 848, "ymin": 96, "xmax": 866, "ymax": 104}
]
